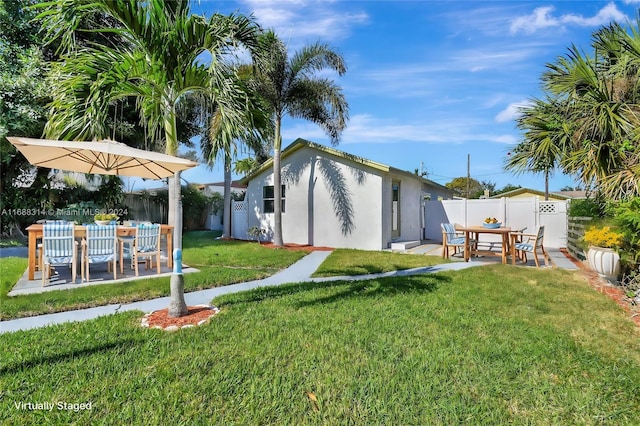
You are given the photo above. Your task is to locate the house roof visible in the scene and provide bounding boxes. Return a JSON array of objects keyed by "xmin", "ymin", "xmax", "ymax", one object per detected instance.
[
  {"xmin": 197, "ymin": 180, "xmax": 247, "ymax": 189},
  {"xmin": 239, "ymin": 138, "xmax": 451, "ymax": 192},
  {"xmin": 489, "ymin": 187, "xmax": 572, "ymax": 200}
]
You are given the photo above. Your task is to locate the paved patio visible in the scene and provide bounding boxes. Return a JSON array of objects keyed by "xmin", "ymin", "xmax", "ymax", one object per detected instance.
[{"xmin": 6, "ymin": 251, "xmax": 199, "ymax": 297}]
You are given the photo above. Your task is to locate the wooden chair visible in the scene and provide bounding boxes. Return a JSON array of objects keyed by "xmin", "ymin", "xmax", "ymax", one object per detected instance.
[
  {"xmin": 510, "ymin": 226, "xmax": 549, "ymax": 267},
  {"xmin": 81, "ymin": 224, "xmax": 118, "ymax": 282},
  {"xmin": 41, "ymin": 222, "xmax": 77, "ymax": 286},
  {"xmin": 120, "ymin": 223, "xmax": 161, "ymax": 276},
  {"xmin": 441, "ymin": 223, "xmax": 475, "ymax": 259}
]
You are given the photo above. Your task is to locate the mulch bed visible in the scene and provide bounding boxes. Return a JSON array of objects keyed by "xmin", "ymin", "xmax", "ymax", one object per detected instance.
[
  {"xmin": 141, "ymin": 305, "xmax": 219, "ymax": 331},
  {"xmin": 257, "ymin": 242, "xmax": 334, "ymax": 252},
  {"xmin": 560, "ymin": 248, "xmax": 640, "ymax": 327}
]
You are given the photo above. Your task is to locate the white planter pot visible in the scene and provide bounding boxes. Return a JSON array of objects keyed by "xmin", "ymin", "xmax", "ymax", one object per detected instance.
[{"xmin": 587, "ymin": 246, "xmax": 620, "ymax": 279}]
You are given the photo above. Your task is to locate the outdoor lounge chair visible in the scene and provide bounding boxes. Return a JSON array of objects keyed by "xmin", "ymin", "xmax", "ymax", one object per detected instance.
[
  {"xmin": 81, "ymin": 224, "xmax": 118, "ymax": 282},
  {"xmin": 510, "ymin": 225, "xmax": 549, "ymax": 267},
  {"xmin": 441, "ymin": 223, "xmax": 476, "ymax": 259},
  {"xmin": 41, "ymin": 222, "xmax": 77, "ymax": 286}
]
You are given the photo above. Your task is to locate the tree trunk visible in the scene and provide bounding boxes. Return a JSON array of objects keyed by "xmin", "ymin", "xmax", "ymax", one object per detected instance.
[
  {"xmin": 222, "ymin": 154, "xmax": 232, "ymax": 239},
  {"xmin": 164, "ymin": 113, "xmax": 187, "ymax": 317},
  {"xmin": 168, "ymin": 169, "xmax": 187, "ymax": 317},
  {"xmin": 272, "ymin": 115, "xmax": 284, "ymax": 246},
  {"xmin": 544, "ymin": 170, "xmax": 549, "ymax": 201}
]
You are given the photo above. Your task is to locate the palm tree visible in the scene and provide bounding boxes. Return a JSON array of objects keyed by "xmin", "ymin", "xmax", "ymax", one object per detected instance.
[
  {"xmin": 200, "ymin": 67, "xmax": 272, "ymax": 239},
  {"xmin": 505, "ymin": 98, "xmax": 569, "ymax": 200},
  {"xmin": 251, "ymin": 31, "xmax": 349, "ymax": 246},
  {"xmin": 37, "ymin": 0, "xmax": 260, "ymax": 316},
  {"xmin": 541, "ymin": 23, "xmax": 640, "ymax": 199}
]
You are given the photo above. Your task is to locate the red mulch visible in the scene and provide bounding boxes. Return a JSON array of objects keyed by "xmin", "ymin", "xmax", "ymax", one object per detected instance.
[
  {"xmin": 559, "ymin": 248, "xmax": 640, "ymax": 327},
  {"xmin": 257, "ymin": 242, "xmax": 334, "ymax": 252},
  {"xmin": 141, "ymin": 305, "xmax": 219, "ymax": 331}
]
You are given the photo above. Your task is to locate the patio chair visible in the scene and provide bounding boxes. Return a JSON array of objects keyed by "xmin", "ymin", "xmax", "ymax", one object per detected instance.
[
  {"xmin": 441, "ymin": 223, "xmax": 475, "ymax": 259},
  {"xmin": 81, "ymin": 224, "xmax": 118, "ymax": 282},
  {"xmin": 120, "ymin": 223, "xmax": 161, "ymax": 276},
  {"xmin": 41, "ymin": 222, "xmax": 77, "ymax": 286},
  {"xmin": 510, "ymin": 225, "xmax": 549, "ymax": 267}
]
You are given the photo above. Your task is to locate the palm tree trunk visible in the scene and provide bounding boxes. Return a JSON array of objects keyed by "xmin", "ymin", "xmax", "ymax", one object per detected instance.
[
  {"xmin": 273, "ymin": 114, "xmax": 284, "ymax": 247},
  {"xmin": 223, "ymin": 154, "xmax": 232, "ymax": 239},
  {"xmin": 544, "ymin": 170, "xmax": 550, "ymax": 201},
  {"xmin": 164, "ymin": 113, "xmax": 187, "ymax": 317}
]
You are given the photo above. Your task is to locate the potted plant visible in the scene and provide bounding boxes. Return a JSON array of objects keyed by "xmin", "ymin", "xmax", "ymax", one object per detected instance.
[
  {"xmin": 583, "ymin": 225, "xmax": 623, "ymax": 279},
  {"xmin": 94, "ymin": 213, "xmax": 119, "ymax": 226}
]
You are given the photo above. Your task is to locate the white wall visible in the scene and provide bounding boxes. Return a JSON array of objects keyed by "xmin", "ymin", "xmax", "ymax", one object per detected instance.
[
  {"xmin": 381, "ymin": 173, "xmax": 424, "ymax": 246},
  {"xmin": 246, "ymin": 146, "xmax": 385, "ymax": 250}
]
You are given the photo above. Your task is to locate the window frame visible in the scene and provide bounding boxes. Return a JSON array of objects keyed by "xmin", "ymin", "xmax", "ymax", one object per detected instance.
[{"xmin": 262, "ymin": 185, "xmax": 286, "ymax": 214}]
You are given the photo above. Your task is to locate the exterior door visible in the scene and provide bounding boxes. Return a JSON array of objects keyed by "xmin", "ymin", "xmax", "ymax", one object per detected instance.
[{"xmin": 392, "ymin": 181, "xmax": 400, "ymax": 238}]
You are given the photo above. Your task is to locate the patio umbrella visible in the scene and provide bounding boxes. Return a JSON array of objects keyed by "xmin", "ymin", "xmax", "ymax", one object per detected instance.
[{"xmin": 7, "ymin": 137, "xmax": 197, "ymax": 179}]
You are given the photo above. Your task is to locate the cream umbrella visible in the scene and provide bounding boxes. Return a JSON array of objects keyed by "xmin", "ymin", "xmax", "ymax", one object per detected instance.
[{"xmin": 7, "ymin": 137, "xmax": 197, "ymax": 179}]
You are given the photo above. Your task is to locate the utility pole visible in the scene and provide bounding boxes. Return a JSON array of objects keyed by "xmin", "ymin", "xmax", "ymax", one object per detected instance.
[{"xmin": 466, "ymin": 154, "xmax": 470, "ymax": 198}]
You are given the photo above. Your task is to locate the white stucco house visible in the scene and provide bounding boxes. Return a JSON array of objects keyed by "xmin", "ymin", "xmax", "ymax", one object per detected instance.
[{"xmin": 239, "ymin": 138, "xmax": 454, "ymax": 250}]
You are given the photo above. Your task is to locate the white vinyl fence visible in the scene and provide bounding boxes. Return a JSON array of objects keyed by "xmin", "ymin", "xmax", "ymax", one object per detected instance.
[
  {"xmin": 231, "ymin": 201, "xmax": 248, "ymax": 240},
  {"xmin": 424, "ymin": 197, "xmax": 568, "ymax": 248}
]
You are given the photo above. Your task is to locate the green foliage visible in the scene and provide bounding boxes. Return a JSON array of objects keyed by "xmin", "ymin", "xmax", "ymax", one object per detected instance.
[
  {"xmin": 445, "ymin": 177, "xmax": 482, "ymax": 198},
  {"xmin": 568, "ymin": 198, "xmax": 604, "ymax": 218},
  {"xmin": 0, "ymin": 1, "xmax": 52, "ymax": 235},
  {"xmin": 610, "ymin": 197, "xmax": 640, "ymax": 268}
]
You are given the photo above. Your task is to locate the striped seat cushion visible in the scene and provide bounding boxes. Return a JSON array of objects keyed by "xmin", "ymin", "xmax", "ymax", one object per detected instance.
[{"xmin": 515, "ymin": 242, "xmax": 534, "ymax": 252}]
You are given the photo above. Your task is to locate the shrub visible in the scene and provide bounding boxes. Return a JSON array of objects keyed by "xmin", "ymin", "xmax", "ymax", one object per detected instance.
[
  {"xmin": 610, "ymin": 197, "xmax": 640, "ymax": 270},
  {"xmin": 568, "ymin": 198, "xmax": 603, "ymax": 218},
  {"xmin": 582, "ymin": 226, "xmax": 623, "ymax": 249}
]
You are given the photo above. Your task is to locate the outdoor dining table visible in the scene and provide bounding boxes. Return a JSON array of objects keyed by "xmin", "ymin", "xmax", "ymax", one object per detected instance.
[
  {"xmin": 458, "ymin": 225, "xmax": 513, "ymax": 264},
  {"xmin": 26, "ymin": 223, "xmax": 174, "ymax": 280}
]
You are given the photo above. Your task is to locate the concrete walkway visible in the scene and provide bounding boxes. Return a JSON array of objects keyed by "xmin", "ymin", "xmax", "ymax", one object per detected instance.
[{"xmin": 0, "ymin": 247, "xmax": 578, "ymax": 334}]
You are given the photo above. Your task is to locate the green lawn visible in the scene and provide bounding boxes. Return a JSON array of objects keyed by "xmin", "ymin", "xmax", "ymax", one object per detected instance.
[
  {"xmin": 0, "ymin": 231, "xmax": 306, "ymax": 320},
  {"xmin": 1, "ymin": 265, "xmax": 638, "ymax": 424},
  {"xmin": 313, "ymin": 248, "xmax": 450, "ymax": 277}
]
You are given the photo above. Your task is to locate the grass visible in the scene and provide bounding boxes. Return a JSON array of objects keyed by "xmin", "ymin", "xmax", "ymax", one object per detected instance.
[
  {"xmin": 312, "ymin": 248, "xmax": 450, "ymax": 277},
  {"xmin": 0, "ymin": 231, "xmax": 306, "ymax": 320},
  {"xmin": 1, "ymin": 265, "xmax": 639, "ymax": 424}
]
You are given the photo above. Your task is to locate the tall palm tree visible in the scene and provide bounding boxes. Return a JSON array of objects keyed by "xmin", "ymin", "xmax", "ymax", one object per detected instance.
[
  {"xmin": 200, "ymin": 66, "xmax": 272, "ymax": 239},
  {"xmin": 505, "ymin": 98, "xmax": 570, "ymax": 200},
  {"xmin": 251, "ymin": 31, "xmax": 349, "ymax": 246},
  {"xmin": 37, "ymin": 0, "xmax": 260, "ymax": 316}
]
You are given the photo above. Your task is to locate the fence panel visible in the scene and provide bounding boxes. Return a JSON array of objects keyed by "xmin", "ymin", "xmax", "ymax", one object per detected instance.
[
  {"xmin": 231, "ymin": 201, "xmax": 248, "ymax": 240},
  {"xmin": 567, "ymin": 216, "xmax": 592, "ymax": 260},
  {"xmin": 425, "ymin": 197, "xmax": 568, "ymax": 247}
]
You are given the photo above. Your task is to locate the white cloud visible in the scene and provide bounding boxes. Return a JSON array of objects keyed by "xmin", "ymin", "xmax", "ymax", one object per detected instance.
[
  {"xmin": 282, "ymin": 114, "xmax": 515, "ymax": 146},
  {"xmin": 510, "ymin": 6, "xmax": 559, "ymax": 34},
  {"xmin": 510, "ymin": 3, "xmax": 628, "ymax": 34},
  {"xmin": 561, "ymin": 3, "xmax": 627, "ymax": 27},
  {"xmin": 495, "ymin": 100, "xmax": 532, "ymax": 123},
  {"xmin": 239, "ymin": 0, "xmax": 368, "ymax": 45}
]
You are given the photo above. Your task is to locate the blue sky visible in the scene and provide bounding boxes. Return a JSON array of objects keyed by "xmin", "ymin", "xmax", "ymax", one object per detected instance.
[{"xmin": 134, "ymin": 0, "xmax": 640, "ymax": 193}]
